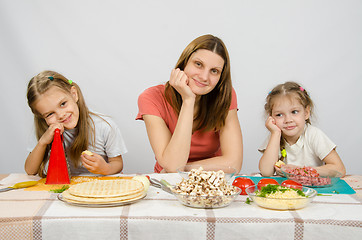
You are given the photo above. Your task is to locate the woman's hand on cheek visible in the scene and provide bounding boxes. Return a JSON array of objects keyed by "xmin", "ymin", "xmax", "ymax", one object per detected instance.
[
  {"xmin": 265, "ymin": 116, "xmax": 281, "ymax": 134},
  {"xmin": 39, "ymin": 124, "xmax": 64, "ymax": 146},
  {"xmin": 81, "ymin": 153, "xmax": 109, "ymax": 175},
  {"xmin": 169, "ymin": 68, "xmax": 195, "ymax": 100}
]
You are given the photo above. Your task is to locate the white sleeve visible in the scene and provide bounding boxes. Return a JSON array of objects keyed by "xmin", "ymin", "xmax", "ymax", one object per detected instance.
[{"xmin": 308, "ymin": 126, "xmax": 336, "ymax": 161}]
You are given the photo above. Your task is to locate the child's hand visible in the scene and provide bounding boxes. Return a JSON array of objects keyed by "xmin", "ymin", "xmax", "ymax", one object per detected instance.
[
  {"xmin": 265, "ymin": 116, "xmax": 281, "ymax": 134},
  {"xmin": 81, "ymin": 152, "xmax": 109, "ymax": 175},
  {"xmin": 274, "ymin": 165, "xmax": 284, "ymax": 176},
  {"xmin": 39, "ymin": 124, "xmax": 64, "ymax": 146},
  {"xmin": 169, "ymin": 68, "xmax": 196, "ymax": 101}
]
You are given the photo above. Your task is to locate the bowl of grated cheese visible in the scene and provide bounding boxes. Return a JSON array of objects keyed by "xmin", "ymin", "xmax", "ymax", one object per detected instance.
[{"xmin": 245, "ymin": 184, "xmax": 317, "ymax": 210}]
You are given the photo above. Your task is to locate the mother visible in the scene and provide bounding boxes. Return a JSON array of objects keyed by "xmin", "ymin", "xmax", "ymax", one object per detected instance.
[{"xmin": 136, "ymin": 34, "xmax": 243, "ymax": 173}]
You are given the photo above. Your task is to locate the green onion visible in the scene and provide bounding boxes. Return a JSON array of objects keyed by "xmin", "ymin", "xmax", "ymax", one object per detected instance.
[
  {"xmin": 257, "ymin": 184, "xmax": 305, "ymax": 197},
  {"xmin": 50, "ymin": 185, "xmax": 69, "ymax": 193}
]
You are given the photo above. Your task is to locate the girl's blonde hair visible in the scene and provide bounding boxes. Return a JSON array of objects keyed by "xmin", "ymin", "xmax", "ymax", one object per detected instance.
[
  {"xmin": 27, "ymin": 70, "xmax": 95, "ymax": 177},
  {"xmin": 165, "ymin": 34, "xmax": 232, "ymax": 132},
  {"xmin": 264, "ymin": 81, "xmax": 314, "ymax": 160}
]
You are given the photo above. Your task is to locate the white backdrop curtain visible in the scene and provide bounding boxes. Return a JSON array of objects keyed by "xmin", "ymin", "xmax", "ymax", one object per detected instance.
[{"xmin": 0, "ymin": 0, "xmax": 361, "ymax": 174}]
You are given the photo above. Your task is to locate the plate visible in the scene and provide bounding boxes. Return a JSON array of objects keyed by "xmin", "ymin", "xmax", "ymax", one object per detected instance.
[{"xmin": 57, "ymin": 193, "xmax": 146, "ymax": 207}]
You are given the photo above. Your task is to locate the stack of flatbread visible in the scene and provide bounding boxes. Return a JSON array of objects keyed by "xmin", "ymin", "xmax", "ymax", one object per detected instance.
[{"xmin": 61, "ymin": 179, "xmax": 145, "ymax": 205}]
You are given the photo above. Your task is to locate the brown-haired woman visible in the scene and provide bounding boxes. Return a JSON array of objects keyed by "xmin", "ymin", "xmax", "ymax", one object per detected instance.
[{"xmin": 136, "ymin": 34, "xmax": 243, "ymax": 173}]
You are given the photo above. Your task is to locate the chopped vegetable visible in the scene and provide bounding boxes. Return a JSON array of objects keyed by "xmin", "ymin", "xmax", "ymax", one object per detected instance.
[
  {"xmin": 232, "ymin": 177, "xmax": 255, "ymax": 195},
  {"xmin": 317, "ymin": 194, "xmax": 332, "ymax": 196},
  {"xmin": 50, "ymin": 185, "xmax": 69, "ymax": 193},
  {"xmin": 257, "ymin": 184, "xmax": 305, "ymax": 198}
]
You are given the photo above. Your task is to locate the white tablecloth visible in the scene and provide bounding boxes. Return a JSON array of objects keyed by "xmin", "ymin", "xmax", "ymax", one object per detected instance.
[{"xmin": 1, "ymin": 173, "xmax": 361, "ymax": 240}]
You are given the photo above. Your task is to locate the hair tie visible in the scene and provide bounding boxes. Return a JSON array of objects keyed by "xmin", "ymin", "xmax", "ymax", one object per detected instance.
[
  {"xmin": 48, "ymin": 76, "xmax": 54, "ymax": 80},
  {"xmin": 299, "ymin": 87, "xmax": 304, "ymax": 91},
  {"xmin": 68, "ymin": 79, "xmax": 73, "ymax": 84},
  {"xmin": 281, "ymin": 149, "xmax": 287, "ymax": 158}
]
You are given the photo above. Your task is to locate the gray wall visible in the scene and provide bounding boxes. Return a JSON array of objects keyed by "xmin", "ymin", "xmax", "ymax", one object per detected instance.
[{"xmin": 1, "ymin": 0, "xmax": 361, "ymax": 175}]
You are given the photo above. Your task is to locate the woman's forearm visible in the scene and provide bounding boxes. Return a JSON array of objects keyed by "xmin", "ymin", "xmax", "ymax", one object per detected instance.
[{"xmin": 159, "ymin": 98, "xmax": 195, "ymax": 172}]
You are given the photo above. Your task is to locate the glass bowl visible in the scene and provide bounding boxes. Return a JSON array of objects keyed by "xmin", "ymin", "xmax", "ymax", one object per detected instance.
[
  {"xmin": 246, "ymin": 185, "xmax": 317, "ymax": 210},
  {"xmin": 171, "ymin": 185, "xmax": 241, "ymax": 208},
  {"xmin": 177, "ymin": 164, "xmax": 237, "ymax": 181},
  {"xmin": 281, "ymin": 165, "xmax": 342, "ymax": 188}
]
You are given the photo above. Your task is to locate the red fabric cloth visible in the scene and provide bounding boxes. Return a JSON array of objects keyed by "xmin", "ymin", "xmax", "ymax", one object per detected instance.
[{"xmin": 136, "ymin": 84, "xmax": 238, "ymax": 173}]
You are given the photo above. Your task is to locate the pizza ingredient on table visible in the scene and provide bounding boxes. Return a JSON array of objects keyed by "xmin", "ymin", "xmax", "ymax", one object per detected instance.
[
  {"xmin": 132, "ymin": 175, "xmax": 150, "ymax": 193},
  {"xmin": 11, "ymin": 181, "xmax": 38, "ymax": 189},
  {"xmin": 172, "ymin": 167, "xmax": 240, "ymax": 208},
  {"xmin": 50, "ymin": 185, "xmax": 70, "ymax": 193},
  {"xmin": 232, "ymin": 177, "xmax": 255, "ymax": 195},
  {"xmin": 257, "ymin": 178, "xmax": 279, "ymax": 190},
  {"xmin": 24, "ymin": 176, "xmax": 132, "ymax": 192},
  {"xmin": 252, "ymin": 184, "xmax": 310, "ymax": 210},
  {"xmin": 284, "ymin": 166, "xmax": 331, "ymax": 186},
  {"xmin": 62, "ymin": 179, "xmax": 145, "ymax": 204},
  {"xmin": 257, "ymin": 184, "xmax": 305, "ymax": 198},
  {"xmin": 281, "ymin": 180, "xmax": 303, "ymax": 190}
]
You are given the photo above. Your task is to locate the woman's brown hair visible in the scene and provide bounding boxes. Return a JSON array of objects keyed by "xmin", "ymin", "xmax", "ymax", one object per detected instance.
[
  {"xmin": 27, "ymin": 70, "xmax": 95, "ymax": 177},
  {"xmin": 165, "ymin": 34, "xmax": 233, "ymax": 132}
]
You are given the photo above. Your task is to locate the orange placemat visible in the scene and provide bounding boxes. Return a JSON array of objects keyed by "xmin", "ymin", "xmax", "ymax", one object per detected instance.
[{"xmin": 25, "ymin": 176, "xmax": 132, "ymax": 192}]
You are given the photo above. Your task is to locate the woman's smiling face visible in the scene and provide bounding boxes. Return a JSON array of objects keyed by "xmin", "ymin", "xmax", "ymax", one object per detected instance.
[{"xmin": 183, "ymin": 49, "xmax": 224, "ymax": 96}]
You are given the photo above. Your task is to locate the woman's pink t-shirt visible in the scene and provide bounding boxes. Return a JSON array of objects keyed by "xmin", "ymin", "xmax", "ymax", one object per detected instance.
[{"xmin": 136, "ymin": 84, "xmax": 238, "ymax": 173}]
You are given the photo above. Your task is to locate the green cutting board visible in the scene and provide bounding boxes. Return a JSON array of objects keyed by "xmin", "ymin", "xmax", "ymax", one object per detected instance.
[{"xmin": 236, "ymin": 176, "xmax": 356, "ymax": 194}]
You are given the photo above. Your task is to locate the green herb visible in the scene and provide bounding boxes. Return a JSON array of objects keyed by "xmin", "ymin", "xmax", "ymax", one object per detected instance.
[
  {"xmin": 245, "ymin": 197, "xmax": 252, "ymax": 205},
  {"xmin": 257, "ymin": 184, "xmax": 305, "ymax": 197},
  {"xmin": 50, "ymin": 185, "xmax": 69, "ymax": 193},
  {"xmin": 317, "ymin": 194, "xmax": 332, "ymax": 196}
]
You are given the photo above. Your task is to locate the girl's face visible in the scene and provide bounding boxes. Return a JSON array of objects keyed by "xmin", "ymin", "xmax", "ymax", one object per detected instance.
[
  {"xmin": 183, "ymin": 49, "xmax": 224, "ymax": 96},
  {"xmin": 34, "ymin": 86, "xmax": 80, "ymax": 130},
  {"xmin": 271, "ymin": 94, "xmax": 310, "ymax": 144}
]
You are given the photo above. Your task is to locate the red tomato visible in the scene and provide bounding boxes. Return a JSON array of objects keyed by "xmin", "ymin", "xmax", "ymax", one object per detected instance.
[
  {"xmin": 257, "ymin": 178, "xmax": 279, "ymax": 190},
  {"xmin": 232, "ymin": 177, "xmax": 255, "ymax": 195},
  {"xmin": 145, "ymin": 175, "xmax": 150, "ymax": 180},
  {"xmin": 281, "ymin": 180, "xmax": 303, "ymax": 190}
]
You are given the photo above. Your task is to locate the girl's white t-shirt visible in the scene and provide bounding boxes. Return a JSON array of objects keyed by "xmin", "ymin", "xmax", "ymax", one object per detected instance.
[
  {"xmin": 259, "ymin": 125, "xmax": 336, "ymax": 167},
  {"xmin": 28, "ymin": 114, "xmax": 127, "ymax": 175}
]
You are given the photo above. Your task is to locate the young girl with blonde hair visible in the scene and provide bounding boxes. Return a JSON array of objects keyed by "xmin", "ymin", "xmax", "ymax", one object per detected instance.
[
  {"xmin": 258, "ymin": 81, "xmax": 345, "ymax": 177},
  {"xmin": 136, "ymin": 34, "xmax": 243, "ymax": 173},
  {"xmin": 25, "ymin": 70, "xmax": 127, "ymax": 177}
]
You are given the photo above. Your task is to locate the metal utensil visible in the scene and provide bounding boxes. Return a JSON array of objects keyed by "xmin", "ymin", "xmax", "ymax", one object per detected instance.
[
  {"xmin": 0, "ymin": 181, "xmax": 38, "ymax": 193},
  {"xmin": 149, "ymin": 178, "xmax": 173, "ymax": 194}
]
